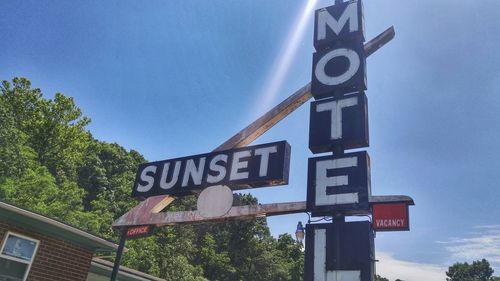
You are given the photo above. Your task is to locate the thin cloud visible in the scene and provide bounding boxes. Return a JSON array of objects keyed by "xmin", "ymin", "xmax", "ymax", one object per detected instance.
[
  {"xmin": 377, "ymin": 252, "xmax": 446, "ymax": 281},
  {"xmin": 439, "ymin": 225, "xmax": 500, "ymax": 272},
  {"xmin": 473, "ymin": 225, "xmax": 500, "ymax": 230},
  {"xmin": 252, "ymin": 0, "xmax": 316, "ymax": 118},
  {"xmin": 376, "ymin": 252, "xmax": 446, "ymax": 281}
]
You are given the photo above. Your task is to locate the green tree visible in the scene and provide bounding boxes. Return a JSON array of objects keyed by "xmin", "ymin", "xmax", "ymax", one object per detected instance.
[
  {"xmin": 0, "ymin": 81, "xmax": 36, "ymax": 180},
  {"xmin": 375, "ymin": 275, "xmax": 389, "ymax": 281},
  {"xmin": 0, "ymin": 78, "xmax": 107, "ymax": 231},
  {"xmin": 446, "ymin": 259, "xmax": 496, "ymax": 281},
  {"xmin": 0, "ymin": 77, "xmax": 145, "ymax": 239},
  {"xmin": 198, "ymin": 233, "xmax": 235, "ymax": 280},
  {"xmin": 1, "ymin": 78, "xmax": 91, "ymax": 183},
  {"xmin": 0, "ymin": 77, "xmax": 306, "ymax": 281},
  {"xmin": 276, "ymin": 233, "xmax": 305, "ymax": 280}
]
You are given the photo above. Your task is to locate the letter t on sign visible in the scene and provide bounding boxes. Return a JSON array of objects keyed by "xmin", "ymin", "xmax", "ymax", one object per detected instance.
[{"xmin": 309, "ymin": 92, "xmax": 368, "ymax": 154}]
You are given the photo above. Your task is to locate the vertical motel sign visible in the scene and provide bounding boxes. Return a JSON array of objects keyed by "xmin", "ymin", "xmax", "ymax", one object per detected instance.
[
  {"xmin": 306, "ymin": 1, "xmax": 374, "ymax": 281},
  {"xmin": 308, "ymin": 0, "xmax": 369, "ymax": 215}
]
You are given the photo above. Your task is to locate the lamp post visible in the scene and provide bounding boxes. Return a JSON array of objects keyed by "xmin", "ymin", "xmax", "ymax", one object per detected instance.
[{"xmin": 295, "ymin": 221, "xmax": 305, "ymax": 243}]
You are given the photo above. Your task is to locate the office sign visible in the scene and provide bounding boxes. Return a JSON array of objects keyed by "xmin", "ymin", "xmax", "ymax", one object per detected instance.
[
  {"xmin": 372, "ymin": 203, "xmax": 409, "ymax": 231},
  {"xmin": 309, "ymin": 92, "xmax": 368, "ymax": 154},
  {"xmin": 132, "ymin": 141, "xmax": 290, "ymax": 198},
  {"xmin": 125, "ymin": 225, "xmax": 155, "ymax": 239},
  {"xmin": 304, "ymin": 221, "xmax": 374, "ymax": 281},
  {"xmin": 311, "ymin": 0, "xmax": 366, "ymax": 100},
  {"xmin": 307, "ymin": 151, "xmax": 370, "ymax": 215}
]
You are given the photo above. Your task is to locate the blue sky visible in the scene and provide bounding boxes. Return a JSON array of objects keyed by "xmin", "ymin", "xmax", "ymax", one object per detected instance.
[{"xmin": 1, "ymin": 1, "xmax": 500, "ymax": 280}]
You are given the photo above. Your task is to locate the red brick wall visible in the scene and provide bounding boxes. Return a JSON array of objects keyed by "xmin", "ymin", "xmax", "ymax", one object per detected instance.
[{"xmin": 0, "ymin": 221, "xmax": 94, "ymax": 281}]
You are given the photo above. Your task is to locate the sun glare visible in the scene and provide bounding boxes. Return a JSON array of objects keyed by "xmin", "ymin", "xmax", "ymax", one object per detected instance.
[{"xmin": 255, "ymin": 0, "xmax": 317, "ymax": 117}]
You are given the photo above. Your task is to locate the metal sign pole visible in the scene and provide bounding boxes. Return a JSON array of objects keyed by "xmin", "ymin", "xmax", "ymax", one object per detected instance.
[{"xmin": 110, "ymin": 227, "xmax": 128, "ymax": 281}]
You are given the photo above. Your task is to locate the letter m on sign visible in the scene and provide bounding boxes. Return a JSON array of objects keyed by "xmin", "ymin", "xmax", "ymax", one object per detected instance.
[{"xmin": 314, "ymin": 0, "xmax": 365, "ymax": 51}]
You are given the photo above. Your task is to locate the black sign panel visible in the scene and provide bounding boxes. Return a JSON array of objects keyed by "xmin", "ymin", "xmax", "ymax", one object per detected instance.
[
  {"xmin": 309, "ymin": 92, "xmax": 368, "ymax": 154},
  {"xmin": 132, "ymin": 141, "xmax": 291, "ymax": 198},
  {"xmin": 304, "ymin": 221, "xmax": 374, "ymax": 281},
  {"xmin": 307, "ymin": 151, "xmax": 370, "ymax": 216},
  {"xmin": 313, "ymin": 0, "xmax": 365, "ymax": 51},
  {"xmin": 311, "ymin": 41, "xmax": 366, "ymax": 100}
]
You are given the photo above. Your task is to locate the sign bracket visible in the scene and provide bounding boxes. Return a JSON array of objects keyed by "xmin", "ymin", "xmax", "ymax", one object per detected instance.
[{"xmin": 113, "ymin": 26, "xmax": 397, "ymax": 229}]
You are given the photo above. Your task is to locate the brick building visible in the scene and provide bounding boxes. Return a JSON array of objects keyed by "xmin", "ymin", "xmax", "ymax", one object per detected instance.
[{"xmin": 0, "ymin": 201, "xmax": 164, "ymax": 281}]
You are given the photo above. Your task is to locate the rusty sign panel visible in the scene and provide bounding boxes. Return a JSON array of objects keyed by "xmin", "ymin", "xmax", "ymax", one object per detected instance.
[
  {"xmin": 372, "ymin": 203, "xmax": 409, "ymax": 231},
  {"xmin": 114, "ymin": 201, "xmax": 307, "ymax": 227},
  {"xmin": 132, "ymin": 141, "xmax": 290, "ymax": 198}
]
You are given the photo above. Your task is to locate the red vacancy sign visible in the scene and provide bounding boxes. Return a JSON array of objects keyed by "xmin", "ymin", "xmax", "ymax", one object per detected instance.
[{"xmin": 372, "ymin": 203, "xmax": 409, "ymax": 231}]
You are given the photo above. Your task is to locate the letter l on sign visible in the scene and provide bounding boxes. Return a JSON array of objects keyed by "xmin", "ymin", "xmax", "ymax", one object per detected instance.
[{"xmin": 314, "ymin": 228, "xmax": 361, "ymax": 281}]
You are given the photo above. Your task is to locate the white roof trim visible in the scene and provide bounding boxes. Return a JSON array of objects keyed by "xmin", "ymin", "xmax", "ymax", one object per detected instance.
[
  {"xmin": 0, "ymin": 201, "xmax": 118, "ymax": 251},
  {"xmin": 92, "ymin": 258, "xmax": 166, "ymax": 281}
]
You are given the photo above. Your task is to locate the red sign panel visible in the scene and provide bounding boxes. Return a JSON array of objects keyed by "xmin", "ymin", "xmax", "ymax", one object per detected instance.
[
  {"xmin": 126, "ymin": 225, "xmax": 154, "ymax": 239},
  {"xmin": 372, "ymin": 203, "xmax": 409, "ymax": 231}
]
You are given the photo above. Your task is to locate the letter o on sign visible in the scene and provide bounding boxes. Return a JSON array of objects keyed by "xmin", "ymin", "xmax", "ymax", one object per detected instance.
[{"xmin": 314, "ymin": 48, "xmax": 360, "ymax": 86}]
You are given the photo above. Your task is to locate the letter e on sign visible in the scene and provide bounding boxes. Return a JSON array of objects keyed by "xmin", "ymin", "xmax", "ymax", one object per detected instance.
[
  {"xmin": 372, "ymin": 203, "xmax": 409, "ymax": 231},
  {"xmin": 307, "ymin": 151, "xmax": 371, "ymax": 216}
]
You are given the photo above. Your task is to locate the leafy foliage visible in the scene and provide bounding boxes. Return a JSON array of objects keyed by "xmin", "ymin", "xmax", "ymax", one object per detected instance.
[
  {"xmin": 446, "ymin": 259, "xmax": 498, "ymax": 281},
  {"xmin": 375, "ymin": 275, "xmax": 389, "ymax": 281},
  {"xmin": 0, "ymin": 77, "xmax": 304, "ymax": 280}
]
